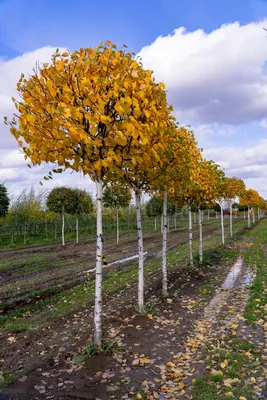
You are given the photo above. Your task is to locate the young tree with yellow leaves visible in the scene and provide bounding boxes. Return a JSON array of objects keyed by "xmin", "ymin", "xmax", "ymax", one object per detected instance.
[
  {"xmin": 224, "ymin": 177, "xmax": 246, "ymax": 238},
  {"xmin": 7, "ymin": 42, "xmax": 173, "ymax": 345},
  {"xmin": 159, "ymin": 127, "xmax": 201, "ymax": 293},
  {"xmin": 177, "ymin": 160, "xmax": 224, "ymax": 263},
  {"xmin": 167, "ymin": 129, "xmax": 203, "ymax": 266},
  {"xmin": 240, "ymin": 189, "xmax": 260, "ymax": 227}
]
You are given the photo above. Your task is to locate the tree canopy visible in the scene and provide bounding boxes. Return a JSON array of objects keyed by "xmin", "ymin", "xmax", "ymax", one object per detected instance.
[
  {"xmin": 0, "ymin": 183, "xmax": 10, "ymax": 217},
  {"xmin": 103, "ymin": 184, "xmax": 132, "ymax": 209}
]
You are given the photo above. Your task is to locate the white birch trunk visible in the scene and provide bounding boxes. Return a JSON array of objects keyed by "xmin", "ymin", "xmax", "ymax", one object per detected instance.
[
  {"xmin": 248, "ymin": 207, "xmax": 251, "ymax": 228},
  {"xmin": 62, "ymin": 205, "xmax": 65, "ymax": 246},
  {"xmin": 258, "ymin": 207, "xmax": 260, "ymax": 220},
  {"xmin": 188, "ymin": 202, "xmax": 193, "ymax": 266},
  {"xmin": 76, "ymin": 215, "xmax": 79, "ymax": 244},
  {"xmin": 230, "ymin": 202, "xmax": 233, "ymax": 238},
  {"xmin": 162, "ymin": 191, "xmax": 168, "ymax": 296},
  {"xmin": 116, "ymin": 208, "xmax": 119, "ymax": 245},
  {"xmin": 220, "ymin": 203, "xmax": 225, "ymax": 245},
  {"xmin": 244, "ymin": 210, "xmax": 246, "ymax": 219},
  {"xmin": 174, "ymin": 216, "xmax": 177, "ymax": 231},
  {"xmin": 94, "ymin": 180, "xmax": 103, "ymax": 346},
  {"xmin": 199, "ymin": 207, "xmax": 203, "ymax": 263},
  {"xmin": 135, "ymin": 191, "xmax": 144, "ymax": 313},
  {"xmin": 208, "ymin": 209, "xmax": 210, "ymax": 221},
  {"xmin": 252, "ymin": 208, "xmax": 255, "ymax": 224}
]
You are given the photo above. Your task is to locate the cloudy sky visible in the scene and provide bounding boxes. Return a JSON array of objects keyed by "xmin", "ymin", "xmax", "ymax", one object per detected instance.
[{"xmin": 1, "ymin": 0, "xmax": 267, "ymax": 198}]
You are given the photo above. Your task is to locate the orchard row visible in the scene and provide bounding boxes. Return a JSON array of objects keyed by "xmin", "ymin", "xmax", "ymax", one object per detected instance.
[{"xmin": 5, "ymin": 41, "xmax": 266, "ymax": 346}]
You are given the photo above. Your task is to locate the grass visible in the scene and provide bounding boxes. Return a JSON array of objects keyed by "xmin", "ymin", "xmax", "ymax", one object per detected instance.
[
  {"xmin": 192, "ymin": 337, "xmax": 263, "ymax": 400},
  {"xmin": 74, "ymin": 338, "xmax": 122, "ymax": 364}
]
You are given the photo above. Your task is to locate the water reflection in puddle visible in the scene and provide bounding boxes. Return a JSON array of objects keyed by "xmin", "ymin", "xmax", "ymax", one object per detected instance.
[
  {"xmin": 204, "ymin": 258, "xmax": 243, "ymax": 320},
  {"xmin": 222, "ymin": 258, "xmax": 242, "ymax": 289}
]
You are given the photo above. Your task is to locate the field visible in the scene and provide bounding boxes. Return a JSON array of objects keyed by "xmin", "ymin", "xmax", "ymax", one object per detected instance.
[{"xmin": 0, "ymin": 215, "xmax": 266, "ymax": 399}]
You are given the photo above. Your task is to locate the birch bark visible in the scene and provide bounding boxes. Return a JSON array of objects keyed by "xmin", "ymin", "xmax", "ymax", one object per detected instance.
[
  {"xmin": 162, "ymin": 191, "xmax": 168, "ymax": 296},
  {"xmin": 94, "ymin": 180, "xmax": 103, "ymax": 346}
]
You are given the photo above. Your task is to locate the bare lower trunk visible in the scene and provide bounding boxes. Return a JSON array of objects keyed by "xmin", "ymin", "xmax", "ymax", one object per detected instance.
[
  {"xmin": 76, "ymin": 215, "xmax": 79, "ymax": 244},
  {"xmin": 199, "ymin": 207, "xmax": 203, "ymax": 263},
  {"xmin": 215, "ymin": 211, "xmax": 218, "ymax": 219},
  {"xmin": 230, "ymin": 203, "xmax": 233, "ymax": 238},
  {"xmin": 258, "ymin": 207, "xmax": 260, "ymax": 220},
  {"xmin": 188, "ymin": 202, "xmax": 193, "ymax": 266},
  {"xmin": 135, "ymin": 190, "xmax": 144, "ymax": 313},
  {"xmin": 244, "ymin": 210, "xmax": 246, "ymax": 219},
  {"xmin": 94, "ymin": 180, "xmax": 103, "ymax": 346},
  {"xmin": 174, "ymin": 216, "xmax": 177, "ymax": 230},
  {"xmin": 194, "ymin": 212, "xmax": 196, "ymax": 223},
  {"xmin": 221, "ymin": 204, "xmax": 225, "ymax": 245},
  {"xmin": 208, "ymin": 209, "xmax": 210, "ymax": 221},
  {"xmin": 62, "ymin": 205, "xmax": 65, "ymax": 246},
  {"xmin": 252, "ymin": 208, "xmax": 255, "ymax": 224},
  {"xmin": 162, "ymin": 192, "xmax": 168, "ymax": 296},
  {"xmin": 116, "ymin": 208, "xmax": 119, "ymax": 245},
  {"xmin": 54, "ymin": 222, "xmax": 57, "ymax": 240},
  {"xmin": 154, "ymin": 217, "xmax": 157, "ymax": 230},
  {"xmin": 248, "ymin": 207, "xmax": 251, "ymax": 227}
]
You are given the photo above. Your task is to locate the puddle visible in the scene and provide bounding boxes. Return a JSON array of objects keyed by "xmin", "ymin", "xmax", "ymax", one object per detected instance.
[
  {"xmin": 222, "ymin": 257, "xmax": 242, "ymax": 289},
  {"xmin": 243, "ymin": 271, "xmax": 256, "ymax": 285},
  {"xmin": 204, "ymin": 257, "xmax": 243, "ymax": 320}
]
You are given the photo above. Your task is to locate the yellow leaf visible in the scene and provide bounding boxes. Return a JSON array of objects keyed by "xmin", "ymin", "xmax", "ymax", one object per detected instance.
[
  {"xmin": 139, "ymin": 357, "xmax": 150, "ymax": 364},
  {"xmin": 26, "ymin": 114, "xmax": 36, "ymax": 123},
  {"xmin": 131, "ymin": 70, "xmax": 139, "ymax": 78},
  {"xmin": 220, "ymin": 360, "xmax": 228, "ymax": 369},
  {"xmin": 63, "ymin": 108, "xmax": 71, "ymax": 118}
]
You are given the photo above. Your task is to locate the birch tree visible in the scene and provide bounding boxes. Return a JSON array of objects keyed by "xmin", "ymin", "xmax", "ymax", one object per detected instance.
[
  {"xmin": 177, "ymin": 160, "xmax": 224, "ymax": 264},
  {"xmin": 224, "ymin": 177, "xmax": 246, "ymax": 238},
  {"xmin": 8, "ymin": 41, "xmax": 173, "ymax": 345},
  {"xmin": 103, "ymin": 184, "xmax": 131, "ymax": 244},
  {"xmin": 47, "ymin": 187, "xmax": 79, "ymax": 246},
  {"xmin": 166, "ymin": 128, "xmax": 202, "ymax": 268},
  {"xmin": 240, "ymin": 189, "xmax": 260, "ymax": 228}
]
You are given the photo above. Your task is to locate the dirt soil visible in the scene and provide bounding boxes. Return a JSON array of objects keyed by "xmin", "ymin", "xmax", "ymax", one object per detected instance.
[{"xmin": 0, "ymin": 223, "xmax": 220, "ymax": 314}]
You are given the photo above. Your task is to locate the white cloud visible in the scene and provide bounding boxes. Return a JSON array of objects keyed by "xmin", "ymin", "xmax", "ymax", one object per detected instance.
[
  {"xmin": 138, "ymin": 20, "xmax": 267, "ymax": 125},
  {"xmin": 203, "ymin": 138, "xmax": 267, "ymax": 196}
]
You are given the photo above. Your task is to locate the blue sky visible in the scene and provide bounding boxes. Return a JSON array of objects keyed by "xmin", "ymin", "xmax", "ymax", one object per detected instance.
[
  {"xmin": 1, "ymin": 0, "xmax": 267, "ymax": 58},
  {"xmin": 1, "ymin": 0, "xmax": 267, "ymax": 196}
]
